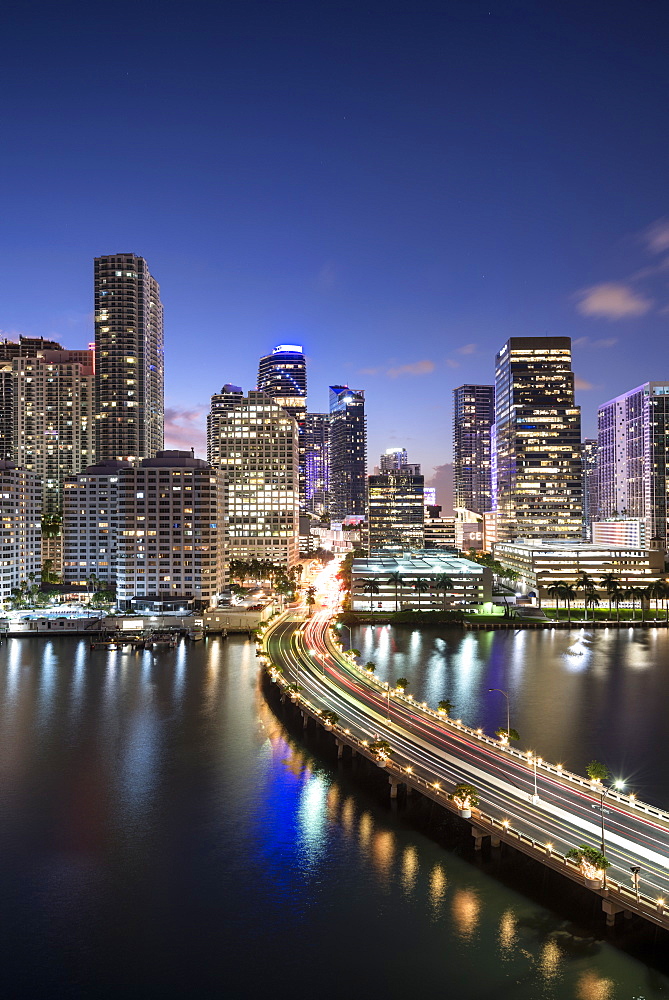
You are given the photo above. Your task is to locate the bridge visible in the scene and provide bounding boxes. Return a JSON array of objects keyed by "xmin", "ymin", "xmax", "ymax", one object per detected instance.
[{"xmin": 261, "ymin": 609, "xmax": 669, "ymax": 931}]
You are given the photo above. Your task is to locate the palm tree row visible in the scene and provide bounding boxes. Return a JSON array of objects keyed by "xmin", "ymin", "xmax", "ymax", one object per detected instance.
[
  {"xmin": 546, "ymin": 573, "xmax": 669, "ymax": 623},
  {"xmin": 357, "ymin": 573, "xmax": 457, "ymax": 611}
]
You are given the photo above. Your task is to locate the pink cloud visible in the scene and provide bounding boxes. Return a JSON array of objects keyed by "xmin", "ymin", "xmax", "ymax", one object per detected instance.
[
  {"xmin": 575, "ymin": 282, "xmax": 652, "ymax": 319},
  {"xmin": 164, "ymin": 406, "xmax": 207, "ymax": 455},
  {"xmin": 574, "ymin": 375, "xmax": 594, "ymax": 390},
  {"xmin": 644, "ymin": 218, "xmax": 669, "ymax": 254},
  {"xmin": 456, "ymin": 343, "xmax": 477, "ymax": 355},
  {"xmin": 357, "ymin": 360, "xmax": 435, "ymax": 378}
]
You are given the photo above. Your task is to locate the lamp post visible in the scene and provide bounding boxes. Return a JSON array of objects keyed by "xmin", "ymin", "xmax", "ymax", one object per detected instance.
[
  {"xmin": 630, "ymin": 866, "xmax": 641, "ymax": 901},
  {"xmin": 489, "ymin": 687, "xmax": 510, "ymax": 736},
  {"xmin": 337, "ymin": 622, "xmax": 352, "ymax": 649},
  {"xmin": 591, "ymin": 778, "xmax": 624, "ymax": 884},
  {"xmin": 311, "ymin": 649, "xmax": 326, "ymax": 676}
]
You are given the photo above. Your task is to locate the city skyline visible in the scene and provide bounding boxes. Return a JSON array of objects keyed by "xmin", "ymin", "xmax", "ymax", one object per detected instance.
[{"xmin": 1, "ymin": 4, "xmax": 669, "ymax": 479}]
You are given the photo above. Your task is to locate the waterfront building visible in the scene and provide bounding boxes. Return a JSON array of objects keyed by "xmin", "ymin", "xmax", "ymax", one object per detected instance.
[
  {"xmin": 329, "ymin": 385, "xmax": 367, "ymax": 521},
  {"xmin": 0, "ymin": 461, "xmax": 41, "ymax": 606},
  {"xmin": 304, "ymin": 412, "xmax": 329, "ymax": 515},
  {"xmin": 598, "ymin": 382, "xmax": 669, "ymax": 549},
  {"xmin": 257, "ymin": 345, "xmax": 307, "ymax": 506},
  {"xmin": 494, "ymin": 538, "xmax": 667, "ymax": 600},
  {"xmin": 62, "ymin": 459, "xmax": 131, "ymax": 588},
  {"xmin": 115, "ymin": 451, "xmax": 224, "ymax": 609},
  {"xmin": 367, "ymin": 472, "xmax": 425, "ymax": 552},
  {"xmin": 94, "ymin": 253, "xmax": 164, "ymax": 463},
  {"xmin": 351, "ymin": 550, "xmax": 491, "ymax": 611},
  {"xmin": 453, "ymin": 384, "xmax": 494, "ymax": 514},
  {"xmin": 494, "ymin": 337, "xmax": 582, "ymax": 542},
  {"xmin": 207, "ymin": 387, "xmax": 299, "ymax": 568},
  {"xmin": 582, "ymin": 438, "xmax": 599, "ymax": 540}
]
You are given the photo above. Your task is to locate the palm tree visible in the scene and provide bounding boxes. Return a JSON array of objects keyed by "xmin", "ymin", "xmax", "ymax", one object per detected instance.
[
  {"xmin": 561, "ymin": 583, "xmax": 577, "ymax": 623},
  {"xmin": 546, "ymin": 583, "xmax": 563, "ymax": 617},
  {"xmin": 438, "ymin": 699, "xmax": 454, "ymax": 716},
  {"xmin": 396, "ymin": 677, "xmax": 409, "ymax": 692},
  {"xmin": 584, "ymin": 589, "xmax": 600, "ymax": 618},
  {"xmin": 361, "ymin": 578, "xmax": 380, "ymax": 611},
  {"xmin": 433, "ymin": 574, "xmax": 455, "ymax": 611},
  {"xmin": 412, "ymin": 576, "xmax": 431, "ymax": 610},
  {"xmin": 575, "ymin": 572, "xmax": 597, "ymax": 621},
  {"xmin": 600, "ymin": 573, "xmax": 620, "ymax": 619},
  {"xmin": 646, "ymin": 581, "xmax": 665, "ymax": 622},
  {"xmin": 387, "ymin": 571, "xmax": 402, "ymax": 612}
]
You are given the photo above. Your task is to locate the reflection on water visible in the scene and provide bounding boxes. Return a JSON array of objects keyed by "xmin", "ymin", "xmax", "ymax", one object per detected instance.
[
  {"xmin": 353, "ymin": 624, "xmax": 669, "ymax": 805},
  {"xmin": 0, "ymin": 635, "xmax": 666, "ymax": 998}
]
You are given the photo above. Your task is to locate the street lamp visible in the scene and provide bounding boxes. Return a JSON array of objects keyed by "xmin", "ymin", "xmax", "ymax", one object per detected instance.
[
  {"xmin": 336, "ymin": 622, "xmax": 352, "ymax": 649},
  {"xmin": 630, "ymin": 865, "xmax": 641, "ymax": 901},
  {"xmin": 591, "ymin": 778, "xmax": 624, "ymax": 883},
  {"xmin": 311, "ymin": 649, "xmax": 326, "ymax": 676},
  {"xmin": 489, "ymin": 687, "xmax": 510, "ymax": 736}
]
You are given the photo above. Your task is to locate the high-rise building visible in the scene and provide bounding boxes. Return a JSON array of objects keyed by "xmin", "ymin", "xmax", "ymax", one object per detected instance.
[
  {"xmin": 0, "ymin": 340, "xmax": 95, "ymax": 513},
  {"xmin": 94, "ymin": 253, "xmax": 164, "ymax": 463},
  {"xmin": 63, "ymin": 460, "xmax": 131, "ymax": 588},
  {"xmin": 257, "ymin": 345, "xmax": 307, "ymax": 506},
  {"xmin": 379, "ymin": 447, "xmax": 407, "ymax": 472},
  {"xmin": 0, "ymin": 461, "xmax": 41, "ymax": 606},
  {"xmin": 598, "ymin": 382, "xmax": 669, "ymax": 547},
  {"xmin": 494, "ymin": 337, "xmax": 582, "ymax": 542},
  {"xmin": 208, "ymin": 388, "xmax": 299, "ymax": 568},
  {"xmin": 581, "ymin": 439, "xmax": 599, "ymax": 540},
  {"xmin": 367, "ymin": 472, "xmax": 425, "ymax": 552},
  {"xmin": 115, "ymin": 452, "xmax": 223, "ymax": 609},
  {"xmin": 329, "ymin": 386, "xmax": 367, "ymax": 521},
  {"xmin": 453, "ymin": 385, "xmax": 494, "ymax": 514},
  {"xmin": 304, "ymin": 412, "xmax": 329, "ymax": 515}
]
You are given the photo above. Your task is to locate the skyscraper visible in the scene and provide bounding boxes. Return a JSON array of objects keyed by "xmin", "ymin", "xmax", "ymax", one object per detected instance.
[
  {"xmin": 379, "ymin": 447, "xmax": 408, "ymax": 472},
  {"xmin": 581, "ymin": 439, "xmax": 599, "ymax": 540},
  {"xmin": 94, "ymin": 253, "xmax": 164, "ymax": 462},
  {"xmin": 367, "ymin": 472, "xmax": 425, "ymax": 552},
  {"xmin": 304, "ymin": 412, "xmax": 329, "ymax": 515},
  {"xmin": 257, "ymin": 345, "xmax": 307, "ymax": 505},
  {"xmin": 598, "ymin": 382, "xmax": 669, "ymax": 547},
  {"xmin": 208, "ymin": 387, "xmax": 299, "ymax": 568},
  {"xmin": 453, "ymin": 385, "xmax": 494, "ymax": 514},
  {"xmin": 494, "ymin": 337, "xmax": 582, "ymax": 542},
  {"xmin": 328, "ymin": 386, "xmax": 367, "ymax": 521}
]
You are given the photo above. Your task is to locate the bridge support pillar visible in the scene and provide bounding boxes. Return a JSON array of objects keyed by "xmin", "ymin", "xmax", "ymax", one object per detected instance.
[
  {"xmin": 389, "ymin": 778, "xmax": 398, "ymax": 799},
  {"xmin": 302, "ymin": 712, "xmax": 308, "ymax": 729},
  {"xmin": 491, "ymin": 835, "xmax": 501, "ymax": 848},
  {"xmin": 471, "ymin": 826, "xmax": 485, "ymax": 851},
  {"xmin": 336, "ymin": 740, "xmax": 344, "ymax": 759},
  {"xmin": 602, "ymin": 899, "xmax": 625, "ymax": 927}
]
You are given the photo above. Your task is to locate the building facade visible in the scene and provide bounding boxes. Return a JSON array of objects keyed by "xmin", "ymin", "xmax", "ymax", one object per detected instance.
[
  {"xmin": 115, "ymin": 452, "xmax": 223, "ymax": 608},
  {"xmin": 494, "ymin": 337, "xmax": 582, "ymax": 542},
  {"xmin": 208, "ymin": 388, "xmax": 300, "ymax": 568},
  {"xmin": 351, "ymin": 551, "xmax": 491, "ymax": 611},
  {"xmin": 62, "ymin": 460, "xmax": 131, "ymax": 588},
  {"xmin": 94, "ymin": 253, "xmax": 164, "ymax": 463},
  {"xmin": 598, "ymin": 382, "xmax": 669, "ymax": 548},
  {"xmin": 329, "ymin": 385, "xmax": 367, "ymax": 521},
  {"xmin": 257, "ymin": 345, "xmax": 307, "ymax": 506},
  {"xmin": 453, "ymin": 384, "xmax": 494, "ymax": 514},
  {"xmin": 581, "ymin": 438, "xmax": 599, "ymax": 540},
  {"xmin": 304, "ymin": 412, "xmax": 329, "ymax": 515},
  {"xmin": 0, "ymin": 462, "xmax": 41, "ymax": 606},
  {"xmin": 367, "ymin": 472, "xmax": 425, "ymax": 552}
]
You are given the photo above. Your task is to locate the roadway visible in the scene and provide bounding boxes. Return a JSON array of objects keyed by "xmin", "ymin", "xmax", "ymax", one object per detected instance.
[{"xmin": 265, "ymin": 610, "xmax": 669, "ymax": 906}]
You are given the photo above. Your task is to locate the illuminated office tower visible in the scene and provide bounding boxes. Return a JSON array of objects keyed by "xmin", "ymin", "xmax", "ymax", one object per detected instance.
[
  {"xmin": 208, "ymin": 387, "xmax": 299, "ymax": 568},
  {"xmin": 453, "ymin": 385, "xmax": 494, "ymax": 514},
  {"xmin": 304, "ymin": 412, "xmax": 329, "ymax": 515},
  {"xmin": 598, "ymin": 382, "xmax": 669, "ymax": 547},
  {"xmin": 329, "ymin": 386, "xmax": 367, "ymax": 521},
  {"xmin": 257, "ymin": 345, "xmax": 307, "ymax": 505},
  {"xmin": 367, "ymin": 471, "xmax": 424, "ymax": 552},
  {"xmin": 494, "ymin": 337, "xmax": 582, "ymax": 542},
  {"xmin": 581, "ymin": 439, "xmax": 599, "ymax": 540},
  {"xmin": 94, "ymin": 253, "xmax": 164, "ymax": 462}
]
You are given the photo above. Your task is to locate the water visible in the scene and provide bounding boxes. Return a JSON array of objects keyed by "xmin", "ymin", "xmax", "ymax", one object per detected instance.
[
  {"xmin": 0, "ymin": 633, "xmax": 667, "ymax": 998},
  {"xmin": 352, "ymin": 624, "xmax": 669, "ymax": 807}
]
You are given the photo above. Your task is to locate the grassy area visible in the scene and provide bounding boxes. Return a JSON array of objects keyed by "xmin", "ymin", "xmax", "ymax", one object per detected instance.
[{"xmin": 544, "ymin": 607, "xmax": 668, "ymax": 623}]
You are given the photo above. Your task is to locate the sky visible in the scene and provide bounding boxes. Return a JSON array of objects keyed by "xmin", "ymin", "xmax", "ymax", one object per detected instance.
[{"xmin": 1, "ymin": 0, "xmax": 669, "ymax": 501}]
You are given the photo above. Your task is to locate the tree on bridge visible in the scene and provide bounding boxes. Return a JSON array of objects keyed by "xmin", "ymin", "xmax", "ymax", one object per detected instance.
[
  {"xmin": 395, "ymin": 677, "xmax": 409, "ymax": 692},
  {"xmin": 369, "ymin": 738, "xmax": 392, "ymax": 760},
  {"xmin": 449, "ymin": 783, "xmax": 479, "ymax": 810},
  {"xmin": 321, "ymin": 710, "xmax": 339, "ymax": 726},
  {"xmin": 586, "ymin": 760, "xmax": 609, "ymax": 783},
  {"xmin": 495, "ymin": 727, "xmax": 520, "ymax": 743},
  {"xmin": 365, "ymin": 661, "xmax": 376, "ymax": 673},
  {"xmin": 438, "ymin": 699, "xmax": 454, "ymax": 716},
  {"xmin": 566, "ymin": 845, "xmax": 610, "ymax": 880}
]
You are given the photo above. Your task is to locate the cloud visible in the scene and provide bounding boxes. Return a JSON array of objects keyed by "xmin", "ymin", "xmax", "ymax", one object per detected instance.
[
  {"xmin": 572, "ymin": 336, "xmax": 618, "ymax": 348},
  {"xmin": 574, "ymin": 376, "xmax": 594, "ymax": 390},
  {"xmin": 643, "ymin": 218, "xmax": 669, "ymax": 255},
  {"xmin": 357, "ymin": 360, "xmax": 435, "ymax": 378},
  {"xmin": 164, "ymin": 406, "xmax": 207, "ymax": 454},
  {"xmin": 574, "ymin": 282, "xmax": 652, "ymax": 319},
  {"xmin": 457, "ymin": 343, "xmax": 477, "ymax": 355},
  {"xmin": 445, "ymin": 358, "xmax": 460, "ymax": 368},
  {"xmin": 425, "ymin": 463, "xmax": 454, "ymax": 515}
]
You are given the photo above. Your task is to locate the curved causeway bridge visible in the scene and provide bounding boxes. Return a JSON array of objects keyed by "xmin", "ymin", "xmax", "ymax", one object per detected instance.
[{"xmin": 261, "ymin": 609, "xmax": 669, "ymax": 931}]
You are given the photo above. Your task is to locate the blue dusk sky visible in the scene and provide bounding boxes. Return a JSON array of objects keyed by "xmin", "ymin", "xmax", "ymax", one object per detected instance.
[{"xmin": 1, "ymin": 1, "xmax": 669, "ymax": 494}]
